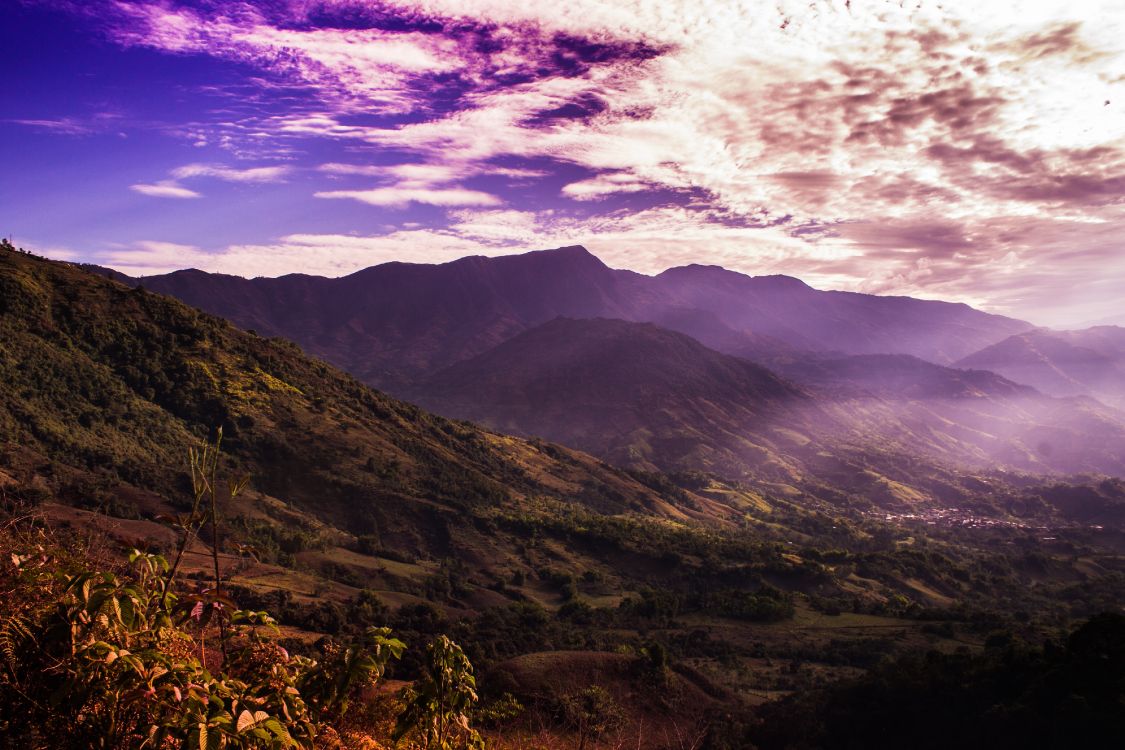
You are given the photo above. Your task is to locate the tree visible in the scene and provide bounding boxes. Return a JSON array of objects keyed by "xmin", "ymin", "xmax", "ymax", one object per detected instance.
[{"xmin": 557, "ymin": 686, "xmax": 625, "ymax": 750}]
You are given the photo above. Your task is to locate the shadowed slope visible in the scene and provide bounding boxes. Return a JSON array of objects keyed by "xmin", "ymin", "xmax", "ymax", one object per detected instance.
[
  {"xmin": 0, "ymin": 246, "xmax": 727, "ymax": 547},
  {"xmin": 411, "ymin": 317, "xmax": 815, "ymax": 480}
]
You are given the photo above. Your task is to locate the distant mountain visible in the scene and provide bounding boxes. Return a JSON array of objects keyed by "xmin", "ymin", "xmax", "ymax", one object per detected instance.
[
  {"xmin": 957, "ymin": 327, "xmax": 1125, "ymax": 409},
  {"xmin": 410, "ymin": 318, "xmax": 1125, "ymax": 485},
  {"xmin": 410, "ymin": 317, "xmax": 818, "ymax": 481},
  {"xmin": 777, "ymin": 352, "xmax": 1125, "ymax": 477},
  {"xmin": 774, "ymin": 352, "xmax": 1036, "ymax": 400},
  {"xmin": 131, "ymin": 246, "xmax": 1032, "ymax": 392},
  {"xmin": 136, "ymin": 247, "xmax": 650, "ymax": 391},
  {"xmin": 650, "ymin": 264, "xmax": 1032, "ymax": 363}
]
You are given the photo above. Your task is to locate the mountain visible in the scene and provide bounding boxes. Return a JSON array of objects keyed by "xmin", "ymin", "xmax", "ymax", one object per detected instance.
[
  {"xmin": 776, "ymin": 352, "xmax": 1125, "ymax": 477},
  {"xmin": 136, "ymin": 246, "xmax": 651, "ymax": 391},
  {"xmin": 131, "ymin": 246, "xmax": 1032, "ymax": 393},
  {"xmin": 410, "ymin": 318, "xmax": 1125, "ymax": 487},
  {"xmin": 6, "ymin": 243, "xmax": 1125, "ymax": 750},
  {"xmin": 409, "ymin": 317, "xmax": 817, "ymax": 481},
  {"xmin": 957, "ymin": 327, "xmax": 1125, "ymax": 408},
  {"xmin": 14, "ymin": 242, "xmax": 1088, "ymax": 645},
  {"xmin": 0, "ymin": 245, "xmax": 736, "ymax": 558},
  {"xmin": 650, "ymin": 264, "xmax": 1032, "ymax": 364}
]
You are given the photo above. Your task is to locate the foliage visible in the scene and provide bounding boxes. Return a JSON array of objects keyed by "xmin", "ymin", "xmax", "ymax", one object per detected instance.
[
  {"xmin": 747, "ymin": 613, "xmax": 1125, "ymax": 749},
  {"xmin": 393, "ymin": 636, "xmax": 483, "ymax": 750},
  {"xmin": 0, "ymin": 428, "xmax": 476, "ymax": 749},
  {"xmin": 0, "ymin": 532, "xmax": 508, "ymax": 750},
  {"xmin": 554, "ymin": 686, "xmax": 624, "ymax": 750},
  {"xmin": 1, "ymin": 548, "xmax": 319, "ymax": 748}
]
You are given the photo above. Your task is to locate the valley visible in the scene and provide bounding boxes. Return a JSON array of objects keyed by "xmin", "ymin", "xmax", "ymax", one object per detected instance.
[{"xmin": 4, "ymin": 241, "xmax": 1124, "ymax": 748}]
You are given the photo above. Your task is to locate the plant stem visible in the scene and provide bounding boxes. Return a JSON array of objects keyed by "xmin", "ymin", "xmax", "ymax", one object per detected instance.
[{"xmin": 209, "ymin": 430, "xmax": 229, "ymax": 661}]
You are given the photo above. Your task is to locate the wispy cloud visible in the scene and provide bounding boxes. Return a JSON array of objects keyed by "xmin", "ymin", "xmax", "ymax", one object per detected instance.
[
  {"xmin": 130, "ymin": 181, "xmax": 202, "ymax": 199},
  {"xmin": 315, "ymin": 160, "xmax": 502, "ymax": 207},
  {"xmin": 8, "ymin": 117, "xmax": 95, "ymax": 135},
  {"xmin": 563, "ymin": 172, "xmax": 653, "ymax": 200},
  {"xmin": 315, "ymin": 186, "xmax": 502, "ymax": 208},
  {"xmin": 170, "ymin": 163, "xmax": 291, "ymax": 183},
  {"xmin": 129, "ymin": 162, "xmax": 290, "ymax": 198}
]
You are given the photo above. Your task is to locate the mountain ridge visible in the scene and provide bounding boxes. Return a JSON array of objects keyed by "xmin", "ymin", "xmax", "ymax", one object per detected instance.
[
  {"xmin": 956, "ymin": 326, "xmax": 1125, "ymax": 409},
  {"xmin": 116, "ymin": 245, "xmax": 1033, "ymax": 394},
  {"xmin": 1, "ymin": 245, "xmax": 735, "ymax": 549}
]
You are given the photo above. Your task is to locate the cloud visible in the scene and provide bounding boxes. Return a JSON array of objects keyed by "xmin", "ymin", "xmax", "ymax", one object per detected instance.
[
  {"xmin": 170, "ymin": 163, "xmax": 291, "ymax": 183},
  {"xmin": 129, "ymin": 162, "xmax": 289, "ymax": 199},
  {"xmin": 7, "ymin": 112, "xmax": 125, "ymax": 135},
  {"xmin": 315, "ymin": 186, "xmax": 502, "ymax": 207},
  {"xmin": 562, "ymin": 172, "xmax": 651, "ymax": 200},
  {"xmin": 8, "ymin": 117, "xmax": 94, "ymax": 135},
  {"xmin": 318, "ymin": 163, "xmax": 384, "ymax": 176},
  {"xmin": 315, "ymin": 160, "xmax": 503, "ymax": 207},
  {"xmin": 130, "ymin": 181, "xmax": 202, "ymax": 199}
]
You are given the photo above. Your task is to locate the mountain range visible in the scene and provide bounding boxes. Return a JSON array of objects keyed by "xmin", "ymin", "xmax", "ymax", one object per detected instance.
[
  {"xmin": 410, "ymin": 316, "xmax": 1125, "ymax": 484},
  {"xmin": 127, "ymin": 246, "xmax": 1032, "ymax": 390},
  {"xmin": 2, "ymin": 246, "xmax": 736, "ymax": 563},
  {"xmin": 101, "ymin": 246, "xmax": 1124, "ymax": 487}
]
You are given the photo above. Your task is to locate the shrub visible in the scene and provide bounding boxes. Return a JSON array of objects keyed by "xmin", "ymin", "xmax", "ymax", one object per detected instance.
[{"xmin": 0, "ymin": 548, "xmax": 404, "ymax": 749}]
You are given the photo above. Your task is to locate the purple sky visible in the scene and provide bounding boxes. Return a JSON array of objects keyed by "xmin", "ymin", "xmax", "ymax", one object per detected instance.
[{"xmin": 3, "ymin": 0, "xmax": 1123, "ymax": 328}]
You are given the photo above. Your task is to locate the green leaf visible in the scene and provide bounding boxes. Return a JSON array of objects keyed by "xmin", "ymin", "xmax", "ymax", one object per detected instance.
[
  {"xmin": 236, "ymin": 709, "xmax": 268, "ymax": 732},
  {"xmin": 87, "ymin": 590, "xmax": 109, "ymax": 615},
  {"xmin": 118, "ymin": 595, "xmax": 135, "ymax": 628}
]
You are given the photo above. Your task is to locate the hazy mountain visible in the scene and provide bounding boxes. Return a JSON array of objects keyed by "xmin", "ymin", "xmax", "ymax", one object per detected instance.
[
  {"xmin": 410, "ymin": 317, "xmax": 818, "ymax": 481},
  {"xmin": 650, "ymin": 264, "xmax": 1032, "ymax": 363},
  {"xmin": 132, "ymin": 246, "xmax": 1032, "ymax": 392},
  {"xmin": 957, "ymin": 327, "xmax": 1125, "ymax": 408},
  {"xmin": 777, "ymin": 352, "xmax": 1125, "ymax": 477},
  {"xmin": 410, "ymin": 318, "xmax": 1125, "ymax": 485}
]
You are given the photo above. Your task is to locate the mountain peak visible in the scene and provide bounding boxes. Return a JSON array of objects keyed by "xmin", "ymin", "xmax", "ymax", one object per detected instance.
[
  {"xmin": 519, "ymin": 244, "xmax": 605, "ymax": 266},
  {"xmin": 657, "ymin": 264, "xmax": 812, "ymax": 290}
]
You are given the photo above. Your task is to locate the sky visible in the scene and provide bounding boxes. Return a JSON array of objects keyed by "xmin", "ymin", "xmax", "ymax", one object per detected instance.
[{"xmin": 2, "ymin": 0, "xmax": 1123, "ymax": 328}]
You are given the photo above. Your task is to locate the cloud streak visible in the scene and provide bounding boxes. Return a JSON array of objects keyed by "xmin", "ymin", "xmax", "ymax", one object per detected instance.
[
  {"xmin": 315, "ymin": 186, "xmax": 502, "ymax": 207},
  {"xmin": 130, "ymin": 181, "xmax": 202, "ymax": 199},
  {"xmin": 170, "ymin": 163, "xmax": 291, "ymax": 183}
]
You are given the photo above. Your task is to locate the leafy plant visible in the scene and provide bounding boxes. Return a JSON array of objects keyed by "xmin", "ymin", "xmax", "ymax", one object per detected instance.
[
  {"xmin": 393, "ymin": 636, "xmax": 483, "ymax": 750},
  {"xmin": 0, "ymin": 434, "xmax": 410, "ymax": 749},
  {"xmin": 0, "ymin": 544, "xmax": 406, "ymax": 750},
  {"xmin": 156, "ymin": 429, "xmax": 249, "ymax": 658}
]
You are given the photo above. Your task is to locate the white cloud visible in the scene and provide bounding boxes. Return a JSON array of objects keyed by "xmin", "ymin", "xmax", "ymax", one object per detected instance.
[
  {"xmin": 562, "ymin": 172, "xmax": 652, "ymax": 200},
  {"xmin": 315, "ymin": 186, "xmax": 502, "ymax": 207},
  {"xmin": 130, "ymin": 181, "xmax": 202, "ymax": 199},
  {"xmin": 170, "ymin": 163, "xmax": 291, "ymax": 183},
  {"xmin": 318, "ymin": 162, "xmax": 384, "ymax": 176}
]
